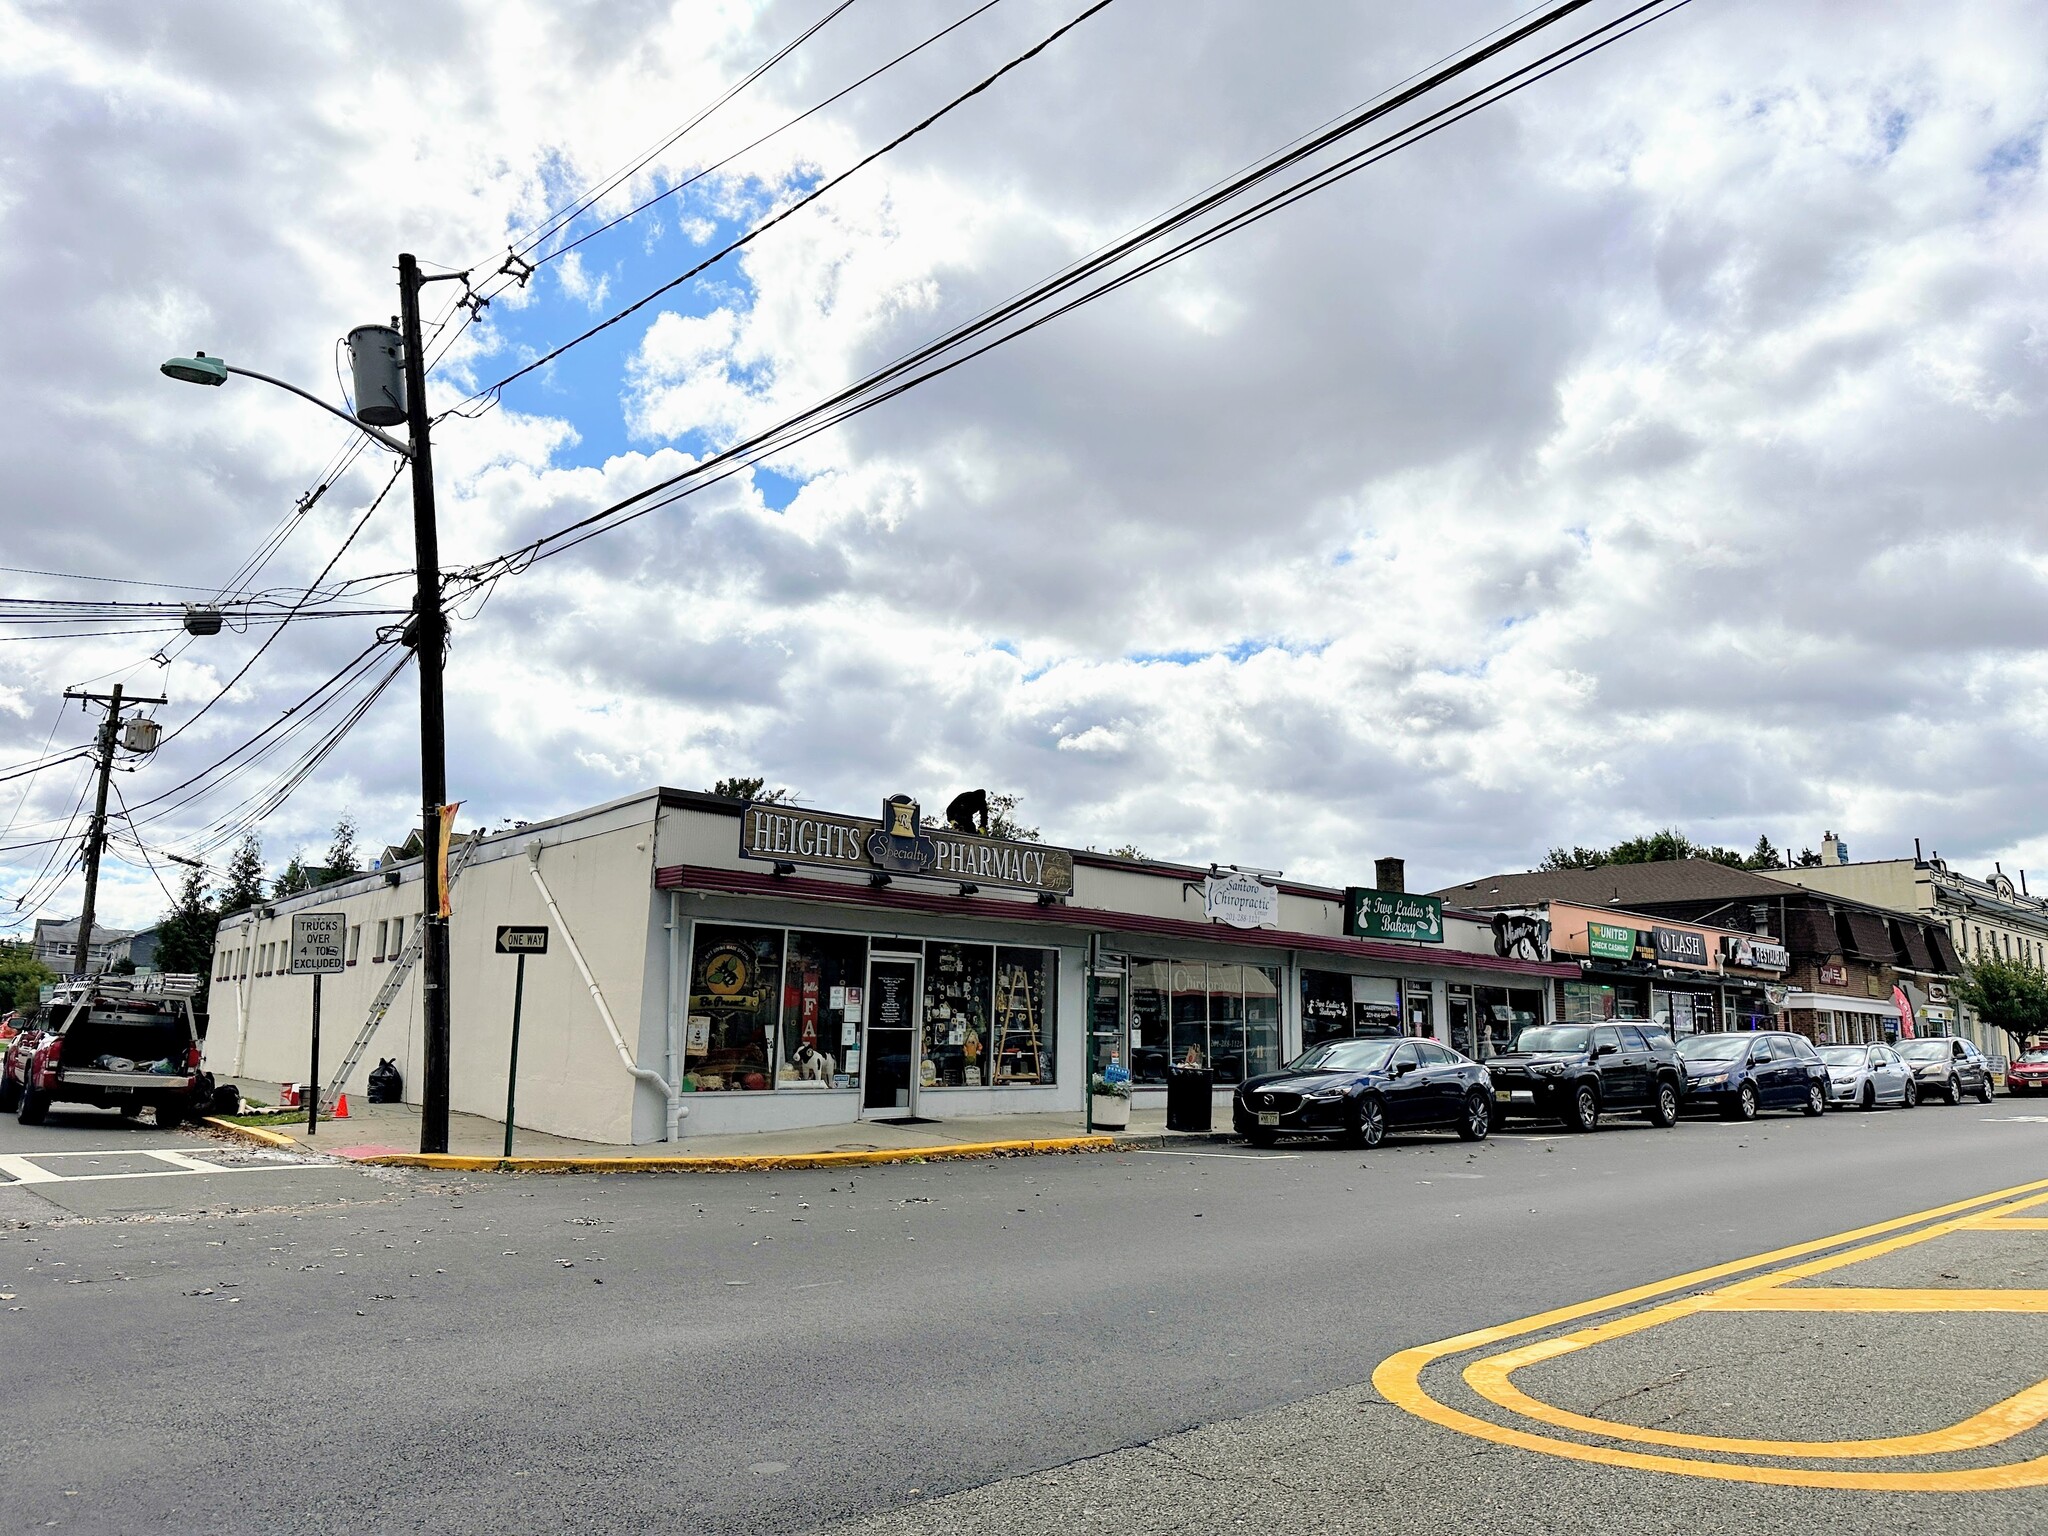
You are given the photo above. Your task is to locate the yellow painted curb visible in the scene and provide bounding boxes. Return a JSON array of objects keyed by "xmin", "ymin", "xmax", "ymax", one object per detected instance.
[
  {"xmin": 354, "ymin": 1134, "xmax": 1118, "ymax": 1173},
  {"xmin": 202, "ymin": 1116, "xmax": 301, "ymax": 1150}
]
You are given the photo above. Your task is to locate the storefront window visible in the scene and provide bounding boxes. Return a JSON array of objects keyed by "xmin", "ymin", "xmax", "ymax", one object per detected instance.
[
  {"xmin": 1301, "ymin": 970, "xmax": 1353, "ymax": 1049},
  {"xmin": 781, "ymin": 931, "xmax": 866, "ymax": 1090},
  {"xmin": 993, "ymin": 947, "xmax": 1057, "ymax": 1084},
  {"xmin": 1208, "ymin": 963, "xmax": 1246, "ymax": 1083},
  {"xmin": 685, "ymin": 925, "xmax": 782, "ymax": 1092},
  {"xmin": 1130, "ymin": 959, "xmax": 1172, "ymax": 1083},
  {"xmin": 1447, "ymin": 984, "xmax": 1476, "ymax": 1058},
  {"xmin": 1563, "ymin": 982, "xmax": 1617, "ymax": 1024},
  {"xmin": 1171, "ymin": 962, "xmax": 1207, "ymax": 1069},
  {"xmin": 1477, "ymin": 985, "xmax": 1542, "ymax": 1055},
  {"xmin": 923, "ymin": 941, "xmax": 994, "ymax": 1087},
  {"xmin": 1245, "ymin": 964, "xmax": 1281, "ymax": 1078},
  {"xmin": 1353, "ymin": 976, "xmax": 1402, "ymax": 1037}
]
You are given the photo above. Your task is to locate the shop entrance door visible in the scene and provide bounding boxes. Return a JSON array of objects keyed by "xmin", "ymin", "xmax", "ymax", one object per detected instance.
[
  {"xmin": 1091, "ymin": 969, "xmax": 1126, "ymax": 1077},
  {"xmin": 862, "ymin": 954, "xmax": 923, "ymax": 1117}
]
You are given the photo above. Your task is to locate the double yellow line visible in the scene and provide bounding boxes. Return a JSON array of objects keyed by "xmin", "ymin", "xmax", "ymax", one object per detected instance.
[{"xmin": 1372, "ymin": 1176, "xmax": 2048, "ymax": 1490}]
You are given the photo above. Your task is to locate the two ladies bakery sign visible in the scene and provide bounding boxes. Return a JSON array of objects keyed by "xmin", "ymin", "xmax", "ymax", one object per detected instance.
[{"xmin": 740, "ymin": 795, "xmax": 1075, "ymax": 895}]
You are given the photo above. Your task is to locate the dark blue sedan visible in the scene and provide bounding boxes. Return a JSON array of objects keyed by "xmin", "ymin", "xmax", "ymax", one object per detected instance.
[{"xmin": 1234, "ymin": 1037, "xmax": 1493, "ymax": 1148}]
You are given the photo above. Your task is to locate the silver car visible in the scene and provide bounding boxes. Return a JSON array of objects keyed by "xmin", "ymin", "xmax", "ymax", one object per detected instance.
[
  {"xmin": 1897, "ymin": 1036, "xmax": 1996, "ymax": 1105},
  {"xmin": 1818, "ymin": 1043, "xmax": 1915, "ymax": 1110}
]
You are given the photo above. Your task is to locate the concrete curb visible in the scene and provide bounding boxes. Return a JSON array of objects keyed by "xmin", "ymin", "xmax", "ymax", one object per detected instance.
[
  {"xmin": 202, "ymin": 1116, "xmax": 301, "ymax": 1150},
  {"xmin": 353, "ymin": 1134, "xmax": 1119, "ymax": 1174}
]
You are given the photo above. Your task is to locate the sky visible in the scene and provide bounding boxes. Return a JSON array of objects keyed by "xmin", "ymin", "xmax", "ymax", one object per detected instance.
[{"xmin": 3, "ymin": 0, "xmax": 2046, "ymax": 936}]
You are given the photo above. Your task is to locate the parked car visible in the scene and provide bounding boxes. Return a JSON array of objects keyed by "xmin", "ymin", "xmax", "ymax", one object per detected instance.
[
  {"xmin": 2006, "ymin": 1050, "xmax": 2048, "ymax": 1097},
  {"xmin": 1676, "ymin": 1031, "xmax": 1828, "ymax": 1121},
  {"xmin": 1818, "ymin": 1042, "xmax": 1916, "ymax": 1110},
  {"xmin": 1234, "ymin": 1037, "xmax": 1493, "ymax": 1148},
  {"xmin": 0, "ymin": 975, "xmax": 211, "ymax": 1127},
  {"xmin": 1897, "ymin": 1036, "xmax": 1994, "ymax": 1104},
  {"xmin": 1487, "ymin": 1022, "xmax": 1683, "ymax": 1132}
]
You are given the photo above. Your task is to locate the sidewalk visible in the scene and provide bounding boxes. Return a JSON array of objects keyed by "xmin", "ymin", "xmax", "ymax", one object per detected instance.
[{"xmin": 213, "ymin": 1078, "xmax": 1236, "ymax": 1170}]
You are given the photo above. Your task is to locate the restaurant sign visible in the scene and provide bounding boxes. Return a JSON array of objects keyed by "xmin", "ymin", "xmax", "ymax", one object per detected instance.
[
  {"xmin": 1585, "ymin": 921, "xmax": 1637, "ymax": 961},
  {"xmin": 1344, "ymin": 888, "xmax": 1443, "ymax": 944},
  {"xmin": 1652, "ymin": 926, "xmax": 1711, "ymax": 968},
  {"xmin": 740, "ymin": 796, "xmax": 1076, "ymax": 895},
  {"xmin": 1724, "ymin": 934, "xmax": 1790, "ymax": 972}
]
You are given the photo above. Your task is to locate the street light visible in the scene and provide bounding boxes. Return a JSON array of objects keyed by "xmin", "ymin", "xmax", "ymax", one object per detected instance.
[
  {"xmin": 161, "ymin": 256, "xmax": 464, "ymax": 1154},
  {"xmin": 159, "ymin": 350, "xmax": 413, "ymax": 458}
]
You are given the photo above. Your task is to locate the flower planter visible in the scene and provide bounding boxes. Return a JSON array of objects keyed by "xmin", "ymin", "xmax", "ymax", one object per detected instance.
[{"xmin": 1090, "ymin": 1092, "xmax": 1131, "ymax": 1130}]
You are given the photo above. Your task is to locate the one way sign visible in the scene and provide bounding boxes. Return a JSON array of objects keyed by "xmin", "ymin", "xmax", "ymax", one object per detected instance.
[{"xmin": 495, "ymin": 925, "xmax": 548, "ymax": 954}]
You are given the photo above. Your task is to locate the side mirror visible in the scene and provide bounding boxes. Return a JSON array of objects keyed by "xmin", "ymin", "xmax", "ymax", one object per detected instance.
[
  {"xmin": 1394, "ymin": 1060, "xmax": 1418, "ymax": 1075},
  {"xmin": 1594, "ymin": 1044, "xmax": 1617, "ymax": 1057}
]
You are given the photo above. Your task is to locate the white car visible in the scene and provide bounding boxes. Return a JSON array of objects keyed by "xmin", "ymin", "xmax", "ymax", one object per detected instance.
[{"xmin": 1818, "ymin": 1042, "xmax": 1915, "ymax": 1110}]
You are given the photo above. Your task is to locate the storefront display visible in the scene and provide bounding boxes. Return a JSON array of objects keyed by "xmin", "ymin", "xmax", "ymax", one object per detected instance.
[
  {"xmin": 1130, "ymin": 959, "xmax": 1173, "ymax": 1082},
  {"xmin": 781, "ymin": 931, "xmax": 867, "ymax": 1089},
  {"xmin": 1476, "ymin": 985, "xmax": 1543, "ymax": 1055},
  {"xmin": 685, "ymin": 925, "xmax": 783, "ymax": 1091},
  {"xmin": 1116, "ymin": 958, "xmax": 1283, "ymax": 1082},
  {"xmin": 919, "ymin": 941, "xmax": 1057, "ymax": 1086}
]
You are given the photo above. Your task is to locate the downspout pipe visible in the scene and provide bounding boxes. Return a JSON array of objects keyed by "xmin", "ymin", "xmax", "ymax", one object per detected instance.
[{"xmin": 525, "ymin": 840, "xmax": 684, "ymax": 1141}]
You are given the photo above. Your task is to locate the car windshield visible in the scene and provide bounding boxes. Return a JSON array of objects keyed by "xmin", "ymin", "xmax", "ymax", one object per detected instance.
[
  {"xmin": 1508, "ymin": 1026, "xmax": 1588, "ymax": 1053},
  {"xmin": 1898, "ymin": 1040, "xmax": 1948, "ymax": 1061},
  {"xmin": 2022, "ymin": 1052, "xmax": 2048, "ymax": 1065},
  {"xmin": 1819, "ymin": 1046, "xmax": 1868, "ymax": 1067},
  {"xmin": 1283, "ymin": 1040, "xmax": 1400, "ymax": 1074},
  {"xmin": 1677, "ymin": 1035, "xmax": 1749, "ymax": 1061}
]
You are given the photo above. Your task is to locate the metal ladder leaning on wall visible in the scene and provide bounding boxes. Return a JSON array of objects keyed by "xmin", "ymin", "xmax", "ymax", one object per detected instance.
[{"xmin": 323, "ymin": 835, "xmax": 483, "ymax": 1110}]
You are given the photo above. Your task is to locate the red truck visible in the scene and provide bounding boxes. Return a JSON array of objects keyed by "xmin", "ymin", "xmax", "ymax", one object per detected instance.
[{"xmin": 0, "ymin": 975, "xmax": 213, "ymax": 1127}]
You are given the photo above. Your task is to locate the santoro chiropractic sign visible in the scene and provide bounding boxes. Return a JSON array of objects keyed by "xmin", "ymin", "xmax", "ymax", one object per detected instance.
[{"xmin": 739, "ymin": 797, "xmax": 1076, "ymax": 895}]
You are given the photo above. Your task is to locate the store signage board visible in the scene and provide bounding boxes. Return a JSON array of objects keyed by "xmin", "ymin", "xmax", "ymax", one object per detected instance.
[
  {"xmin": 1652, "ymin": 927, "xmax": 1710, "ymax": 968},
  {"xmin": 1585, "ymin": 921, "xmax": 1637, "ymax": 961},
  {"xmin": 1820, "ymin": 963, "xmax": 1848, "ymax": 986},
  {"xmin": 496, "ymin": 926, "xmax": 549, "ymax": 954},
  {"xmin": 1725, "ymin": 934, "xmax": 1789, "ymax": 972},
  {"xmin": 739, "ymin": 798, "xmax": 1075, "ymax": 894},
  {"xmin": 288, "ymin": 912, "xmax": 346, "ymax": 975},
  {"xmin": 1206, "ymin": 870, "xmax": 1280, "ymax": 929},
  {"xmin": 1344, "ymin": 887, "xmax": 1443, "ymax": 943}
]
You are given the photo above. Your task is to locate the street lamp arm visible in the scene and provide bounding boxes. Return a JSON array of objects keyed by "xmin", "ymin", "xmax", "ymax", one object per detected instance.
[{"xmin": 221, "ymin": 364, "xmax": 414, "ymax": 458}]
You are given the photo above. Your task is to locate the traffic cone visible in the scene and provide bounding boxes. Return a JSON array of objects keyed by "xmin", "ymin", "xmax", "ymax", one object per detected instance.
[{"xmin": 331, "ymin": 1092, "xmax": 349, "ymax": 1120}]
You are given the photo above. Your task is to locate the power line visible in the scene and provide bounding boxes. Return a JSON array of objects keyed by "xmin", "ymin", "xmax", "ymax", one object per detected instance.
[
  {"xmin": 457, "ymin": 0, "xmax": 1677, "ymax": 578},
  {"xmin": 454, "ymin": 0, "xmax": 1122, "ymax": 410}
]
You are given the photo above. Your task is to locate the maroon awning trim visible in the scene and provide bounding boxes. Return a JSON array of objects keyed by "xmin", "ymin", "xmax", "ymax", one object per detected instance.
[{"xmin": 654, "ymin": 864, "xmax": 1578, "ymax": 979}]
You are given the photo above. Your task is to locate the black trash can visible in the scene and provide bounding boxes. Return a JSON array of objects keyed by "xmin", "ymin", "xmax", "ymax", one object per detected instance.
[{"xmin": 1166, "ymin": 1065, "xmax": 1215, "ymax": 1132}]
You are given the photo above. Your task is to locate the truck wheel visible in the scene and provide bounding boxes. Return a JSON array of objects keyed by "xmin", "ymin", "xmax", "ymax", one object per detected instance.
[
  {"xmin": 17, "ymin": 1085, "xmax": 50, "ymax": 1126},
  {"xmin": 154, "ymin": 1102, "xmax": 185, "ymax": 1129},
  {"xmin": 0, "ymin": 1071, "xmax": 19, "ymax": 1113},
  {"xmin": 1566, "ymin": 1083, "xmax": 1600, "ymax": 1133},
  {"xmin": 1648, "ymin": 1080, "xmax": 1680, "ymax": 1128}
]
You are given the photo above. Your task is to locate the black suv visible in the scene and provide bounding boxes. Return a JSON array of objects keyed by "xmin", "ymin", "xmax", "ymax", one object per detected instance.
[{"xmin": 1488, "ymin": 1022, "xmax": 1684, "ymax": 1132}]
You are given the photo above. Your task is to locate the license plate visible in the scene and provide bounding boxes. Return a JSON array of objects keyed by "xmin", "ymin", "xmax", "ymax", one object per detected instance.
[
  {"xmin": 1495, "ymin": 1089, "xmax": 1512, "ymax": 1102},
  {"xmin": 1257, "ymin": 1111, "xmax": 1280, "ymax": 1127}
]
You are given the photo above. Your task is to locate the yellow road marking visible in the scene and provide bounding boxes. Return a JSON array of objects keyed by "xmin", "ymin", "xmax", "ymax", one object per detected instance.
[{"xmin": 1373, "ymin": 1175, "xmax": 2048, "ymax": 1491}]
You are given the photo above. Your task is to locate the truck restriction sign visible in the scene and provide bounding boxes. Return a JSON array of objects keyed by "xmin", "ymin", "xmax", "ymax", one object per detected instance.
[
  {"xmin": 289, "ymin": 911, "xmax": 347, "ymax": 975},
  {"xmin": 496, "ymin": 925, "xmax": 548, "ymax": 954}
]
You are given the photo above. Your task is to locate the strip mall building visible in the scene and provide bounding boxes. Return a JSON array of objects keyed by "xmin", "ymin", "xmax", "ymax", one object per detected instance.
[{"xmin": 206, "ymin": 788, "xmax": 1573, "ymax": 1145}]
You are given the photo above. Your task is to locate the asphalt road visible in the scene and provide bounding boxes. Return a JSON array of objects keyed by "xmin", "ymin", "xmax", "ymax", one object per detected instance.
[{"xmin": 2, "ymin": 1096, "xmax": 2045, "ymax": 1534}]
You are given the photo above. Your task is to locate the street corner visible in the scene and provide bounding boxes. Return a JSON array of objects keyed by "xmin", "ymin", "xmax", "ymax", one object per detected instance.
[{"xmin": 1373, "ymin": 1176, "xmax": 2048, "ymax": 1494}]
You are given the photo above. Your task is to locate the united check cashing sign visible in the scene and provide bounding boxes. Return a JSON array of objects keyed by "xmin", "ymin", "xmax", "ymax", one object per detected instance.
[{"xmin": 288, "ymin": 911, "xmax": 346, "ymax": 975}]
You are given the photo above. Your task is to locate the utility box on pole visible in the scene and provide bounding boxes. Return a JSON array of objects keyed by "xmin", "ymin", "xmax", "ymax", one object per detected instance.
[{"xmin": 347, "ymin": 324, "xmax": 406, "ymax": 427}]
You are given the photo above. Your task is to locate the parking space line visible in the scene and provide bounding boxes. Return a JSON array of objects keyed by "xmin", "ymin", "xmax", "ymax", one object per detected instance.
[
  {"xmin": 0, "ymin": 1154, "xmax": 61, "ymax": 1184},
  {"xmin": 1126, "ymin": 1149, "xmax": 1300, "ymax": 1160},
  {"xmin": 1372, "ymin": 1175, "xmax": 2048, "ymax": 1491},
  {"xmin": 0, "ymin": 1147, "xmax": 331, "ymax": 1186}
]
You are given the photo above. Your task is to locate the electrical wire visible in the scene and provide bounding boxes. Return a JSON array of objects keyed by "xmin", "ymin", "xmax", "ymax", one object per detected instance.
[{"xmin": 454, "ymin": 0, "xmax": 1121, "ymax": 410}]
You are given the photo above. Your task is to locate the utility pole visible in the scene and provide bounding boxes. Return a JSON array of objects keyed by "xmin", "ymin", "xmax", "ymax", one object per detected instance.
[
  {"xmin": 63, "ymin": 684, "xmax": 167, "ymax": 978},
  {"xmin": 396, "ymin": 252, "xmax": 467, "ymax": 1155}
]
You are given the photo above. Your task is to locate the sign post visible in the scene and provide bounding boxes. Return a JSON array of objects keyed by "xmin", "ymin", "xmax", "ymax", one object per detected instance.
[
  {"xmin": 495, "ymin": 926, "xmax": 549, "ymax": 1157},
  {"xmin": 288, "ymin": 912, "xmax": 347, "ymax": 1137}
]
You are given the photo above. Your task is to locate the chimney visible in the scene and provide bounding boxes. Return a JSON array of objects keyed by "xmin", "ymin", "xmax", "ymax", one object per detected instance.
[{"xmin": 1374, "ymin": 857, "xmax": 1406, "ymax": 894}]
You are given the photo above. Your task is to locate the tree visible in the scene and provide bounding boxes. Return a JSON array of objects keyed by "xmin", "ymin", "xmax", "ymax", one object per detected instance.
[
  {"xmin": 0, "ymin": 941, "xmax": 56, "ymax": 1013},
  {"xmin": 984, "ymin": 791, "xmax": 1040, "ymax": 843},
  {"xmin": 709, "ymin": 776, "xmax": 793, "ymax": 803},
  {"xmin": 1539, "ymin": 828, "xmax": 1774, "ymax": 872},
  {"xmin": 109, "ymin": 957, "xmax": 137, "ymax": 975},
  {"xmin": 1793, "ymin": 847, "xmax": 1824, "ymax": 868},
  {"xmin": 272, "ymin": 853, "xmax": 316, "ymax": 899},
  {"xmin": 155, "ymin": 867, "xmax": 219, "ymax": 997},
  {"xmin": 218, "ymin": 832, "xmax": 266, "ymax": 916},
  {"xmin": 1957, "ymin": 955, "xmax": 2048, "ymax": 1051},
  {"xmin": 325, "ymin": 814, "xmax": 361, "ymax": 878},
  {"xmin": 1741, "ymin": 835, "xmax": 1785, "ymax": 871}
]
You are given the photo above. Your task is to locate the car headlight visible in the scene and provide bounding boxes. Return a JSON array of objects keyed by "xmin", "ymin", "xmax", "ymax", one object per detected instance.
[
  {"xmin": 1303, "ymin": 1086, "xmax": 1348, "ymax": 1102},
  {"xmin": 1693, "ymin": 1074, "xmax": 1730, "ymax": 1088},
  {"xmin": 1540, "ymin": 1062, "xmax": 1568, "ymax": 1077}
]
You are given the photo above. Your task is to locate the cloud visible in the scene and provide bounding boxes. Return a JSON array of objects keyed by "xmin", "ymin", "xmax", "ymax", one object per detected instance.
[{"xmin": 5, "ymin": 0, "xmax": 2048, "ymax": 934}]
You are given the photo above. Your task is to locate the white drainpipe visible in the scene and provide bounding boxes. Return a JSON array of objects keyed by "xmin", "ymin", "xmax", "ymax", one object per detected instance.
[{"xmin": 524, "ymin": 839, "xmax": 685, "ymax": 1141}]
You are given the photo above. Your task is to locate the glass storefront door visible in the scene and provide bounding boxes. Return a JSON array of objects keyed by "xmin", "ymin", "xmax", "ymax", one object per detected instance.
[
  {"xmin": 862, "ymin": 953, "xmax": 923, "ymax": 1116},
  {"xmin": 1091, "ymin": 969, "xmax": 1126, "ymax": 1080}
]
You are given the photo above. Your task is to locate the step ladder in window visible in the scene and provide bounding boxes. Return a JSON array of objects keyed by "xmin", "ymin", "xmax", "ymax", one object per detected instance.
[{"xmin": 322, "ymin": 835, "xmax": 484, "ymax": 1110}]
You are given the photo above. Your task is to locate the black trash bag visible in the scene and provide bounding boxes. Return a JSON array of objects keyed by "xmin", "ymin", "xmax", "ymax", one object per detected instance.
[
  {"xmin": 210, "ymin": 1080, "xmax": 242, "ymax": 1115},
  {"xmin": 367, "ymin": 1058, "xmax": 403, "ymax": 1103}
]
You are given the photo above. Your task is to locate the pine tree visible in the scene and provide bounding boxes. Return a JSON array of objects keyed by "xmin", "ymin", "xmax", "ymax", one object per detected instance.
[
  {"xmin": 272, "ymin": 853, "xmax": 315, "ymax": 899},
  {"xmin": 218, "ymin": 832, "xmax": 267, "ymax": 916},
  {"xmin": 325, "ymin": 814, "xmax": 361, "ymax": 877},
  {"xmin": 154, "ymin": 868, "xmax": 219, "ymax": 997}
]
